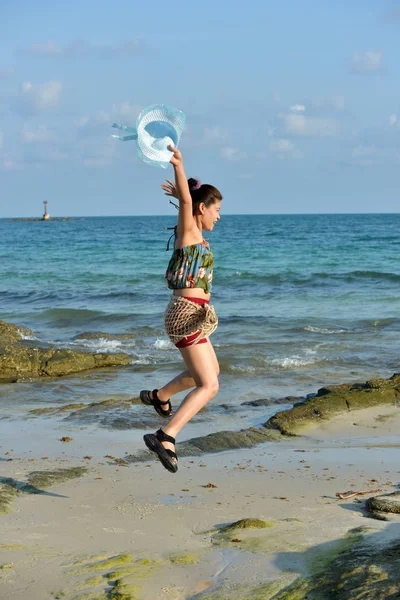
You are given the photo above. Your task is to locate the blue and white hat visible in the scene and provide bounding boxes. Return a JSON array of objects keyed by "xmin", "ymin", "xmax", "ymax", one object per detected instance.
[{"xmin": 111, "ymin": 104, "xmax": 186, "ymax": 169}]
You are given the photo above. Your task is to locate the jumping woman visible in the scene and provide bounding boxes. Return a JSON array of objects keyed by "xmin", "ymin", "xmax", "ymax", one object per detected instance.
[{"xmin": 141, "ymin": 146, "xmax": 222, "ymax": 473}]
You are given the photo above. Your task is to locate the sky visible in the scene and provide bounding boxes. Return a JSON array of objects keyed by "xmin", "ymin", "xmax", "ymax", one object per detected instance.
[{"xmin": 1, "ymin": 0, "xmax": 400, "ymax": 217}]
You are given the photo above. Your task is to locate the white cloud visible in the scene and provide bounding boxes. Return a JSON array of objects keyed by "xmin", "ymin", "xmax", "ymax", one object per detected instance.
[
  {"xmin": 80, "ymin": 137, "xmax": 117, "ymax": 167},
  {"xmin": 350, "ymin": 144, "xmax": 400, "ymax": 166},
  {"xmin": 204, "ymin": 127, "xmax": 224, "ymax": 141},
  {"xmin": 220, "ymin": 146, "xmax": 245, "ymax": 161},
  {"xmin": 389, "ymin": 114, "xmax": 400, "ymax": 128},
  {"xmin": 269, "ymin": 139, "xmax": 294, "ymax": 153},
  {"xmin": 384, "ymin": 9, "xmax": 400, "ymax": 24},
  {"xmin": 269, "ymin": 138, "xmax": 303, "ymax": 160},
  {"xmin": 332, "ymin": 96, "xmax": 345, "ymax": 110},
  {"xmin": 290, "ymin": 104, "xmax": 306, "ymax": 113},
  {"xmin": 78, "ymin": 102, "xmax": 141, "ymax": 138},
  {"xmin": 311, "ymin": 96, "xmax": 345, "ymax": 111},
  {"xmin": 17, "ymin": 80, "xmax": 63, "ymax": 114},
  {"xmin": 18, "ymin": 39, "xmax": 147, "ymax": 58},
  {"xmin": 350, "ymin": 50, "xmax": 384, "ymax": 73},
  {"xmin": 24, "ymin": 41, "xmax": 61, "ymax": 56},
  {"xmin": 1, "ymin": 159, "xmax": 20, "ymax": 171},
  {"xmin": 111, "ymin": 102, "xmax": 142, "ymax": 124},
  {"xmin": 282, "ymin": 113, "xmax": 338, "ymax": 137},
  {"xmin": 22, "ymin": 126, "xmax": 54, "ymax": 143},
  {"xmin": 0, "ymin": 67, "xmax": 13, "ymax": 80}
]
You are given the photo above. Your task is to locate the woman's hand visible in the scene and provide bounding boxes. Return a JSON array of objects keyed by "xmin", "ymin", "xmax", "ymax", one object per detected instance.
[
  {"xmin": 169, "ymin": 145, "xmax": 183, "ymax": 168},
  {"xmin": 161, "ymin": 179, "xmax": 178, "ymax": 199}
]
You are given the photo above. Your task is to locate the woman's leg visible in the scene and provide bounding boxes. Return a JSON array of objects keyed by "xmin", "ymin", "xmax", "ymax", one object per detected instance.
[
  {"xmin": 149, "ymin": 338, "xmax": 219, "ymax": 402},
  {"xmin": 159, "ymin": 340, "xmax": 219, "ymax": 457},
  {"xmin": 154, "ymin": 370, "xmax": 195, "ymax": 403}
]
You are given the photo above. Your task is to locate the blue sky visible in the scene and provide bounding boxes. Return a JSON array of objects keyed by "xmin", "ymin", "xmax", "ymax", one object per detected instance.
[{"xmin": 1, "ymin": 0, "xmax": 400, "ymax": 217}]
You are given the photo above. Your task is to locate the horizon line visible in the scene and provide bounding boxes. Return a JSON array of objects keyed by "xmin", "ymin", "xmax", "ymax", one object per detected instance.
[{"xmin": 1, "ymin": 211, "xmax": 400, "ymax": 220}]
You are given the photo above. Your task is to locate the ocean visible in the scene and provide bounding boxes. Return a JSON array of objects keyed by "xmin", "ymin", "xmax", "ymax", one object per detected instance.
[{"xmin": 1, "ymin": 213, "xmax": 399, "ymax": 451}]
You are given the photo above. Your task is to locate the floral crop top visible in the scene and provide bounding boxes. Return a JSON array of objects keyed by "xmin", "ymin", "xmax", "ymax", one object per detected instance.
[{"xmin": 165, "ymin": 240, "xmax": 214, "ymax": 293}]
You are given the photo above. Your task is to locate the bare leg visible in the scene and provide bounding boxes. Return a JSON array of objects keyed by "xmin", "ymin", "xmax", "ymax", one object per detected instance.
[
  {"xmin": 155, "ymin": 370, "xmax": 195, "ymax": 403},
  {"xmin": 160, "ymin": 340, "xmax": 219, "ymax": 459}
]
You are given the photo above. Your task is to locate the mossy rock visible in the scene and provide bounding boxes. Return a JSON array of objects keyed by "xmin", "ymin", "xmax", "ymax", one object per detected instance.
[
  {"xmin": 266, "ymin": 373, "xmax": 400, "ymax": 436},
  {"xmin": 193, "ymin": 528, "xmax": 400, "ymax": 599},
  {"xmin": 73, "ymin": 332, "xmax": 135, "ymax": 340},
  {"xmin": 0, "ymin": 320, "xmax": 33, "ymax": 343},
  {"xmin": 26, "ymin": 466, "xmax": 88, "ymax": 490},
  {"xmin": 0, "ymin": 467, "xmax": 88, "ymax": 516},
  {"xmin": 29, "ymin": 403, "xmax": 86, "ymax": 416},
  {"xmin": 0, "ymin": 483, "xmax": 17, "ymax": 514},
  {"xmin": 178, "ymin": 427, "xmax": 283, "ymax": 455},
  {"xmin": 0, "ymin": 344, "xmax": 130, "ymax": 382},
  {"xmin": 221, "ymin": 518, "xmax": 275, "ymax": 531},
  {"xmin": 365, "ymin": 491, "xmax": 400, "ymax": 516},
  {"xmin": 167, "ymin": 552, "xmax": 200, "ymax": 564}
]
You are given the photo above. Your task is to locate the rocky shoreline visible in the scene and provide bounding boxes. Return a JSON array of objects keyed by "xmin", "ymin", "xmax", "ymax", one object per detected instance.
[
  {"xmin": 1, "ymin": 319, "xmax": 399, "ymax": 599},
  {"xmin": 0, "ymin": 320, "xmax": 130, "ymax": 382}
]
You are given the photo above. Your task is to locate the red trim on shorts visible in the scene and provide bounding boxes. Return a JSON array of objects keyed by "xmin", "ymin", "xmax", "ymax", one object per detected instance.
[{"xmin": 174, "ymin": 296, "xmax": 210, "ymax": 348}]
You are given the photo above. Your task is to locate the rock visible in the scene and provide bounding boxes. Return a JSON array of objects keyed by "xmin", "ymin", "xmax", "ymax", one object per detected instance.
[
  {"xmin": 179, "ymin": 426, "xmax": 282, "ymax": 454},
  {"xmin": 241, "ymin": 396, "xmax": 302, "ymax": 407},
  {"xmin": 0, "ymin": 320, "xmax": 33, "ymax": 344},
  {"xmin": 365, "ymin": 491, "xmax": 400, "ymax": 520},
  {"xmin": 220, "ymin": 518, "xmax": 274, "ymax": 531},
  {"xmin": 127, "ymin": 426, "xmax": 283, "ymax": 463},
  {"xmin": 0, "ymin": 346, "xmax": 130, "ymax": 381},
  {"xmin": 0, "ymin": 319, "xmax": 130, "ymax": 382},
  {"xmin": 194, "ymin": 527, "xmax": 400, "ymax": 599},
  {"xmin": 0, "ymin": 467, "xmax": 88, "ymax": 515},
  {"xmin": 265, "ymin": 373, "xmax": 400, "ymax": 436},
  {"xmin": 73, "ymin": 332, "xmax": 135, "ymax": 340}
]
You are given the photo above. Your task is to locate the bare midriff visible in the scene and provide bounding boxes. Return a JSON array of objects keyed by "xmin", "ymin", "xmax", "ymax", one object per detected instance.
[{"xmin": 173, "ymin": 288, "xmax": 211, "ymax": 301}]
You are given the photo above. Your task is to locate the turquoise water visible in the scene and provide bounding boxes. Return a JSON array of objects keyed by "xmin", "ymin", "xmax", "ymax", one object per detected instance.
[{"xmin": 0, "ymin": 214, "xmax": 399, "ymax": 441}]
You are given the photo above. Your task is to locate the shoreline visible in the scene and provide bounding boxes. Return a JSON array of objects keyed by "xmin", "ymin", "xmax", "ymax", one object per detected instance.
[{"xmin": 1, "ymin": 400, "xmax": 399, "ymax": 599}]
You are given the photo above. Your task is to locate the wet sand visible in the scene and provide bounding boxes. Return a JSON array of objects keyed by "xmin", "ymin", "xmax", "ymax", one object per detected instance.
[{"xmin": 1, "ymin": 404, "xmax": 399, "ymax": 599}]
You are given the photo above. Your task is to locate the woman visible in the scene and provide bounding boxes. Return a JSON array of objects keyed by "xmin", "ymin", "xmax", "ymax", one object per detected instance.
[{"xmin": 141, "ymin": 146, "xmax": 222, "ymax": 473}]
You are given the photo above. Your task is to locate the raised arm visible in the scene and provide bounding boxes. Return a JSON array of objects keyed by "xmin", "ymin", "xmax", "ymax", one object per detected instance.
[{"xmin": 169, "ymin": 146, "xmax": 196, "ymax": 238}]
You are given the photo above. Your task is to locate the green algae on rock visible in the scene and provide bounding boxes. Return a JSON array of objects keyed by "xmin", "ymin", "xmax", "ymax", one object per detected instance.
[
  {"xmin": 0, "ymin": 319, "xmax": 130, "ymax": 382},
  {"xmin": 187, "ymin": 578, "xmax": 299, "ymax": 600},
  {"xmin": 73, "ymin": 332, "xmax": 135, "ymax": 340},
  {"xmin": 29, "ymin": 403, "xmax": 86, "ymax": 416},
  {"xmin": 167, "ymin": 552, "xmax": 201, "ymax": 565},
  {"xmin": 61, "ymin": 553, "xmax": 162, "ymax": 600},
  {"xmin": 182, "ymin": 427, "xmax": 283, "ymax": 454},
  {"xmin": 271, "ymin": 529, "xmax": 400, "ymax": 599},
  {"xmin": 365, "ymin": 491, "xmax": 400, "ymax": 519},
  {"xmin": 266, "ymin": 373, "xmax": 400, "ymax": 436},
  {"xmin": 207, "ymin": 518, "xmax": 277, "ymax": 553},
  {"xmin": 127, "ymin": 427, "xmax": 284, "ymax": 464},
  {"xmin": 223, "ymin": 518, "xmax": 275, "ymax": 530},
  {"xmin": 193, "ymin": 526, "xmax": 400, "ymax": 600},
  {"xmin": 0, "ymin": 483, "xmax": 17, "ymax": 514},
  {"xmin": 0, "ymin": 320, "xmax": 33, "ymax": 344},
  {"xmin": 26, "ymin": 467, "xmax": 88, "ymax": 491},
  {"xmin": 0, "ymin": 467, "xmax": 89, "ymax": 515}
]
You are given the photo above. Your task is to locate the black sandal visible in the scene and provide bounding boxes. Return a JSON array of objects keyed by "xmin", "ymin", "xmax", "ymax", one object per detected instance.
[
  {"xmin": 143, "ymin": 428, "xmax": 178, "ymax": 473},
  {"xmin": 140, "ymin": 389, "xmax": 172, "ymax": 418}
]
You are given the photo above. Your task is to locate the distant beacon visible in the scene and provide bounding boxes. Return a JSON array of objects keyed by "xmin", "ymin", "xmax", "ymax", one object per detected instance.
[{"xmin": 42, "ymin": 201, "xmax": 50, "ymax": 221}]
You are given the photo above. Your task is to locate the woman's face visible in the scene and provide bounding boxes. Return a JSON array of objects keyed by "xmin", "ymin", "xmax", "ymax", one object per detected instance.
[{"xmin": 201, "ymin": 200, "xmax": 222, "ymax": 231}]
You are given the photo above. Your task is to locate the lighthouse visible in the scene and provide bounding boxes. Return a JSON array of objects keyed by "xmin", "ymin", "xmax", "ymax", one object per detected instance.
[{"xmin": 42, "ymin": 201, "xmax": 50, "ymax": 221}]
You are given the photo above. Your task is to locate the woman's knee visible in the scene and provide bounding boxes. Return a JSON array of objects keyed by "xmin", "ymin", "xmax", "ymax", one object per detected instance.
[{"xmin": 202, "ymin": 378, "xmax": 219, "ymax": 398}]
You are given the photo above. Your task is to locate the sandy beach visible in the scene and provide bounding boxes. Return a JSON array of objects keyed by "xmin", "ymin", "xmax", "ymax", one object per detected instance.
[{"xmin": 1, "ymin": 401, "xmax": 399, "ymax": 599}]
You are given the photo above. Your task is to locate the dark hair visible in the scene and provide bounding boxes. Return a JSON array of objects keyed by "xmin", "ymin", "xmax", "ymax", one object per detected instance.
[{"xmin": 188, "ymin": 178, "xmax": 222, "ymax": 214}]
